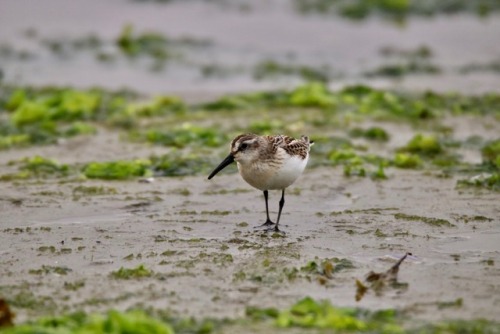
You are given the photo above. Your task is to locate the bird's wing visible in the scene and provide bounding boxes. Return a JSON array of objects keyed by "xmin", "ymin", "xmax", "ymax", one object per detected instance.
[{"xmin": 270, "ymin": 135, "xmax": 310, "ymax": 159}]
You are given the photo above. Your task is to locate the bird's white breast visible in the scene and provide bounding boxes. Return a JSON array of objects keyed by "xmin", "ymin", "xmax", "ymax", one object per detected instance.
[{"xmin": 238, "ymin": 148, "xmax": 309, "ymax": 191}]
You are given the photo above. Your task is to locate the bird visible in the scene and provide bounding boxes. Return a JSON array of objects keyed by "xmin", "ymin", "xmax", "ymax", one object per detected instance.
[{"xmin": 208, "ymin": 134, "xmax": 313, "ymax": 232}]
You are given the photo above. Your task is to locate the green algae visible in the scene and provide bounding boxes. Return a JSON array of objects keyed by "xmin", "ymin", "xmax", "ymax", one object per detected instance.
[
  {"xmin": 1, "ymin": 153, "xmax": 213, "ymax": 181},
  {"xmin": 249, "ymin": 297, "xmax": 402, "ymax": 332},
  {"xmin": 83, "ymin": 160, "xmax": 152, "ymax": 180},
  {"xmin": 3, "ymin": 296, "xmax": 500, "ymax": 333},
  {"xmin": 130, "ymin": 124, "xmax": 226, "ymax": 148},
  {"xmin": 0, "ymin": 156, "xmax": 71, "ymax": 181},
  {"xmin": 301, "ymin": 258, "xmax": 355, "ymax": 275},
  {"xmin": 2, "ymin": 310, "xmax": 174, "ymax": 334},
  {"xmin": 481, "ymin": 139, "xmax": 500, "ymax": 167},
  {"xmin": 29, "ymin": 265, "xmax": 72, "ymax": 276},
  {"xmin": 394, "ymin": 213, "xmax": 454, "ymax": 227},
  {"xmin": 116, "ymin": 24, "xmax": 208, "ymax": 63},
  {"xmin": 400, "ymin": 134, "xmax": 442, "ymax": 156},
  {"xmin": 0, "ymin": 86, "xmax": 184, "ymax": 149},
  {"xmin": 459, "ymin": 59, "xmax": 500, "ymax": 74},
  {"xmin": 364, "ymin": 61, "xmax": 441, "ymax": 78},
  {"xmin": 150, "ymin": 153, "xmax": 214, "ymax": 177},
  {"xmin": 199, "ymin": 83, "xmax": 500, "ymax": 120},
  {"xmin": 417, "ymin": 319, "xmax": 500, "ymax": 334},
  {"xmin": 117, "ymin": 24, "xmax": 171, "ymax": 60},
  {"xmin": 457, "ymin": 173, "xmax": 500, "ymax": 191},
  {"xmin": 455, "ymin": 139, "xmax": 500, "ymax": 191},
  {"xmin": 253, "ymin": 60, "xmax": 331, "ymax": 83},
  {"xmin": 72, "ymin": 185, "xmax": 118, "ymax": 197},
  {"xmin": 2, "ymin": 83, "xmax": 500, "ymax": 182},
  {"xmin": 393, "ymin": 153, "xmax": 422, "ymax": 169},
  {"xmin": 110, "ymin": 264, "xmax": 152, "ymax": 280},
  {"xmin": 349, "ymin": 126, "xmax": 390, "ymax": 141},
  {"xmin": 293, "ymin": 0, "xmax": 500, "ymax": 21},
  {"xmin": 327, "ymin": 147, "xmax": 389, "ymax": 179},
  {"xmin": 1, "ymin": 290, "xmax": 57, "ymax": 313},
  {"xmin": 2, "ymin": 83, "xmax": 500, "ymax": 157},
  {"xmin": 22, "ymin": 156, "xmax": 70, "ymax": 176},
  {"xmin": 0, "ymin": 134, "xmax": 30, "ymax": 150},
  {"xmin": 394, "ymin": 134, "xmax": 465, "ymax": 170}
]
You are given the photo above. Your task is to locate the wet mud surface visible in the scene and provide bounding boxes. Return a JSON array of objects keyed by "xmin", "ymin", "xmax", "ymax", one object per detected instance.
[{"xmin": 0, "ymin": 122, "xmax": 499, "ymax": 325}]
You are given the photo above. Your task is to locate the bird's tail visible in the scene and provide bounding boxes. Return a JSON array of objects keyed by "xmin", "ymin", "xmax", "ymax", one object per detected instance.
[{"xmin": 301, "ymin": 135, "xmax": 314, "ymax": 146}]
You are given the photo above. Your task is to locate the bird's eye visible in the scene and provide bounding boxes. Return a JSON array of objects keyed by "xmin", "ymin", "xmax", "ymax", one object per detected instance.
[{"xmin": 240, "ymin": 143, "xmax": 248, "ymax": 150}]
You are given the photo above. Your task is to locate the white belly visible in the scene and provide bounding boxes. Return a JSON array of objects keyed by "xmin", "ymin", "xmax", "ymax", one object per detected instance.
[{"xmin": 238, "ymin": 153, "xmax": 309, "ymax": 191}]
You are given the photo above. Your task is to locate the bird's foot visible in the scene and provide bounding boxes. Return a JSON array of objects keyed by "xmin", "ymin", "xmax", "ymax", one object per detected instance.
[
  {"xmin": 264, "ymin": 225, "xmax": 285, "ymax": 235},
  {"xmin": 254, "ymin": 220, "xmax": 275, "ymax": 229}
]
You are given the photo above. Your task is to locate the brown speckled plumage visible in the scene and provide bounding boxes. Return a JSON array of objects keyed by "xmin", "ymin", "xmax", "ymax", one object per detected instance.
[{"xmin": 231, "ymin": 134, "xmax": 312, "ymax": 160}]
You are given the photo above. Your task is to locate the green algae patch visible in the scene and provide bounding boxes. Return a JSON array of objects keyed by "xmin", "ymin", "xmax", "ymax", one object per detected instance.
[
  {"xmin": 130, "ymin": 124, "xmax": 226, "ymax": 148},
  {"xmin": 1, "ymin": 88, "xmax": 104, "ymax": 149},
  {"xmin": 72, "ymin": 185, "xmax": 118, "ymax": 197},
  {"xmin": 328, "ymin": 148, "xmax": 389, "ymax": 179},
  {"xmin": 349, "ymin": 126, "xmax": 390, "ymax": 141},
  {"xmin": 293, "ymin": 0, "xmax": 500, "ymax": 21},
  {"xmin": 481, "ymin": 139, "xmax": 500, "ymax": 168},
  {"xmin": 364, "ymin": 61, "xmax": 440, "ymax": 78},
  {"xmin": 3, "ymin": 296, "xmax": 500, "ymax": 333},
  {"xmin": 0, "ymin": 134, "xmax": 30, "ymax": 150},
  {"xmin": 200, "ymin": 83, "xmax": 500, "ymax": 119},
  {"xmin": 150, "ymin": 153, "xmax": 214, "ymax": 177},
  {"xmin": 117, "ymin": 24, "xmax": 173, "ymax": 62},
  {"xmin": 118, "ymin": 96, "xmax": 185, "ymax": 119},
  {"xmin": 455, "ymin": 139, "xmax": 500, "ymax": 191},
  {"xmin": 0, "ymin": 86, "xmax": 186, "ymax": 149},
  {"xmin": 254, "ymin": 60, "xmax": 331, "ymax": 83},
  {"xmin": 393, "ymin": 153, "xmax": 422, "ymax": 169},
  {"xmin": 367, "ymin": 45, "xmax": 440, "ymax": 79},
  {"xmin": 110, "ymin": 264, "xmax": 152, "ymax": 279},
  {"xmin": 395, "ymin": 134, "xmax": 462, "ymax": 169},
  {"xmin": 21, "ymin": 156, "xmax": 70, "ymax": 176},
  {"xmin": 8, "ymin": 89, "xmax": 101, "ymax": 126},
  {"xmin": 1, "ymin": 156, "xmax": 71, "ymax": 181},
  {"xmin": 417, "ymin": 319, "xmax": 500, "ymax": 334},
  {"xmin": 2, "ymin": 310, "xmax": 173, "ymax": 334},
  {"xmin": 301, "ymin": 258, "xmax": 355, "ymax": 275},
  {"xmin": 2, "ymin": 154, "xmax": 214, "ymax": 181},
  {"xmin": 394, "ymin": 213, "xmax": 454, "ymax": 227},
  {"xmin": 248, "ymin": 297, "xmax": 403, "ymax": 333},
  {"xmin": 29, "ymin": 265, "xmax": 72, "ymax": 276},
  {"xmin": 289, "ymin": 82, "xmax": 337, "ymax": 108},
  {"xmin": 400, "ymin": 134, "xmax": 442, "ymax": 156},
  {"xmin": 83, "ymin": 160, "xmax": 152, "ymax": 180},
  {"xmin": 457, "ymin": 173, "xmax": 500, "ymax": 192}
]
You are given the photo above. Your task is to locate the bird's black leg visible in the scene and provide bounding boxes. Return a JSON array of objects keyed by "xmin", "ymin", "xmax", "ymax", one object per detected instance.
[
  {"xmin": 273, "ymin": 189, "xmax": 285, "ymax": 232},
  {"xmin": 263, "ymin": 190, "xmax": 275, "ymax": 226},
  {"xmin": 255, "ymin": 190, "xmax": 275, "ymax": 228}
]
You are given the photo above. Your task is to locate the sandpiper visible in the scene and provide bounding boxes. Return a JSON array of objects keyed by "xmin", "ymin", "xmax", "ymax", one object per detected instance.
[{"xmin": 208, "ymin": 134, "xmax": 313, "ymax": 232}]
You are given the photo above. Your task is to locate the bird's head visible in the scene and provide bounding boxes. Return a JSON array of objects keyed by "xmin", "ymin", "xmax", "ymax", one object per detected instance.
[{"xmin": 208, "ymin": 133, "xmax": 262, "ymax": 180}]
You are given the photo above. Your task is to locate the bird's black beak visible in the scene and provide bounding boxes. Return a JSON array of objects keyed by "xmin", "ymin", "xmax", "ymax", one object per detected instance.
[{"xmin": 208, "ymin": 154, "xmax": 235, "ymax": 180}]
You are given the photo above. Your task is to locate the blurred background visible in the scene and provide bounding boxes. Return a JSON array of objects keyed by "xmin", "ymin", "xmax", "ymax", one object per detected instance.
[{"xmin": 1, "ymin": 0, "xmax": 500, "ymax": 100}]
